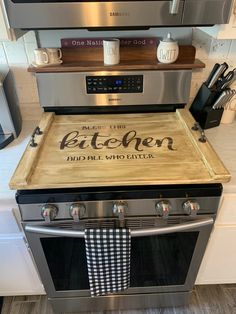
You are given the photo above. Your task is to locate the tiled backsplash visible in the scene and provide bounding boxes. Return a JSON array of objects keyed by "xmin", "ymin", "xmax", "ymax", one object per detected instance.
[
  {"xmin": 190, "ymin": 29, "xmax": 236, "ymax": 105},
  {"xmin": 0, "ymin": 28, "xmax": 236, "ymax": 119},
  {"xmin": 0, "ymin": 31, "xmax": 41, "ymax": 119}
]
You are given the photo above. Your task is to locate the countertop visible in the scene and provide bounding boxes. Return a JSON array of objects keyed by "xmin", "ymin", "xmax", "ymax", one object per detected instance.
[
  {"xmin": 0, "ymin": 120, "xmax": 37, "ymax": 202},
  {"xmin": 206, "ymin": 122, "xmax": 236, "ymax": 193},
  {"xmin": 0, "ymin": 115, "xmax": 236, "ymax": 204}
]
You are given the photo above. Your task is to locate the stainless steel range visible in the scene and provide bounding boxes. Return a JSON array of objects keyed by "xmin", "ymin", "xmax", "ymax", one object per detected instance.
[
  {"xmin": 10, "ymin": 69, "xmax": 230, "ymax": 313},
  {"xmin": 18, "ymin": 184, "xmax": 222, "ymax": 312}
]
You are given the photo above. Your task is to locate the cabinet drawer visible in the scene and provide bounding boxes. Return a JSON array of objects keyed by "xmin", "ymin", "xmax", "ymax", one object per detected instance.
[{"xmin": 215, "ymin": 194, "xmax": 236, "ymax": 225}]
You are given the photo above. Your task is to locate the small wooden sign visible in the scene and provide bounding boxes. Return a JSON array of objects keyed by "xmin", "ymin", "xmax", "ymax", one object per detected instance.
[{"xmin": 61, "ymin": 37, "xmax": 157, "ymax": 48}]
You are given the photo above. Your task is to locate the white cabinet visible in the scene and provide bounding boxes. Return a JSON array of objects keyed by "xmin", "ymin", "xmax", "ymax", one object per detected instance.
[
  {"xmin": 198, "ymin": 0, "xmax": 236, "ymax": 39},
  {"xmin": 0, "ymin": 236, "xmax": 45, "ymax": 295},
  {"xmin": 196, "ymin": 194, "xmax": 236, "ymax": 284},
  {"xmin": 215, "ymin": 195, "xmax": 236, "ymax": 224},
  {"xmin": 0, "ymin": 208, "xmax": 45, "ymax": 296},
  {"xmin": 0, "ymin": 0, "xmax": 25, "ymax": 41},
  {"xmin": 0, "ymin": 0, "xmax": 15, "ymax": 41},
  {"xmin": 196, "ymin": 226, "xmax": 236, "ymax": 284}
]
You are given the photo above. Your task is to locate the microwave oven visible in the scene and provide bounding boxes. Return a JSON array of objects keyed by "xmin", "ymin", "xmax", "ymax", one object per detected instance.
[{"xmin": 3, "ymin": 0, "xmax": 233, "ymax": 30}]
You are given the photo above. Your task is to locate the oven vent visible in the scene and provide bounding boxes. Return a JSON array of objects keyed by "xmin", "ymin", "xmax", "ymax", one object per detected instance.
[
  {"xmin": 83, "ymin": 217, "xmax": 186, "ymax": 229},
  {"xmin": 166, "ymin": 218, "xmax": 183, "ymax": 225},
  {"xmin": 56, "ymin": 217, "xmax": 190, "ymax": 231},
  {"xmin": 55, "ymin": 222, "xmax": 72, "ymax": 229},
  {"xmin": 85, "ymin": 220, "xmax": 116, "ymax": 229},
  {"xmin": 83, "ymin": 218, "xmax": 160, "ymax": 229},
  {"xmin": 126, "ymin": 219, "xmax": 158, "ymax": 229}
]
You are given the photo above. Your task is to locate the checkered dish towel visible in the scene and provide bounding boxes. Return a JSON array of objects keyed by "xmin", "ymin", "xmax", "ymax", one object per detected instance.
[{"xmin": 84, "ymin": 228, "xmax": 131, "ymax": 297}]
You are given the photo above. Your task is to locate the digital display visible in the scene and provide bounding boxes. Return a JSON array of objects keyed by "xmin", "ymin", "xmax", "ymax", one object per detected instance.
[
  {"xmin": 115, "ymin": 80, "xmax": 122, "ymax": 86},
  {"xmin": 86, "ymin": 75, "xmax": 143, "ymax": 94}
]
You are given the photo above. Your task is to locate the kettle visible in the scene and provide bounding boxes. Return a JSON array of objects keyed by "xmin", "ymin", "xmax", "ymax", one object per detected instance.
[{"xmin": 157, "ymin": 33, "xmax": 179, "ymax": 64}]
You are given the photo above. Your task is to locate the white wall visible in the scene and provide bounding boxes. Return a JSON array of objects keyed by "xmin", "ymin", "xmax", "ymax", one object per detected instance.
[{"xmin": 37, "ymin": 28, "xmax": 192, "ymax": 47}]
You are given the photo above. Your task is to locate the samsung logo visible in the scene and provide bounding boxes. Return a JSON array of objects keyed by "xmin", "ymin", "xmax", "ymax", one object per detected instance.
[
  {"xmin": 108, "ymin": 98, "xmax": 122, "ymax": 101},
  {"xmin": 110, "ymin": 12, "xmax": 130, "ymax": 17}
]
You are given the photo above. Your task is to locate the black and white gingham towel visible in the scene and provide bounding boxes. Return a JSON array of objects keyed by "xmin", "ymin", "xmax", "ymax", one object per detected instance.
[{"xmin": 84, "ymin": 228, "xmax": 131, "ymax": 297}]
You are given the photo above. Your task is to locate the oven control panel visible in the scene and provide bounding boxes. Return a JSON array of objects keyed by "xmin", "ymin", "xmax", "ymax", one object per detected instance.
[
  {"xmin": 86, "ymin": 75, "xmax": 143, "ymax": 94},
  {"xmin": 19, "ymin": 196, "xmax": 221, "ymax": 221}
]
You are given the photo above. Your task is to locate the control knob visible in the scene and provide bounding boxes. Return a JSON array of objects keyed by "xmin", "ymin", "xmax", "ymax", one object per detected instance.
[
  {"xmin": 41, "ymin": 204, "xmax": 58, "ymax": 222},
  {"xmin": 113, "ymin": 201, "xmax": 128, "ymax": 221},
  {"xmin": 156, "ymin": 200, "xmax": 171, "ymax": 218},
  {"xmin": 69, "ymin": 203, "xmax": 86, "ymax": 222},
  {"xmin": 183, "ymin": 200, "xmax": 200, "ymax": 216}
]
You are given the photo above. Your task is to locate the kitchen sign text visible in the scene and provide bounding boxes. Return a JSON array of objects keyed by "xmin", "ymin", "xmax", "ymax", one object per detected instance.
[{"xmin": 60, "ymin": 129, "xmax": 176, "ymax": 152}]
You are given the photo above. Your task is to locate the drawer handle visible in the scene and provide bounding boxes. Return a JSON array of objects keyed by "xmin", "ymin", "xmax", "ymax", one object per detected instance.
[{"xmin": 29, "ymin": 126, "xmax": 43, "ymax": 148}]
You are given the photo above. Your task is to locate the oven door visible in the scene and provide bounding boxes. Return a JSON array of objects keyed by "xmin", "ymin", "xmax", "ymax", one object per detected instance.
[{"xmin": 23, "ymin": 216, "xmax": 213, "ymax": 298}]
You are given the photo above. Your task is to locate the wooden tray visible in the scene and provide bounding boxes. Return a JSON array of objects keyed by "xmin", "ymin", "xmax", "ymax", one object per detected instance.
[{"xmin": 9, "ymin": 109, "xmax": 230, "ymax": 190}]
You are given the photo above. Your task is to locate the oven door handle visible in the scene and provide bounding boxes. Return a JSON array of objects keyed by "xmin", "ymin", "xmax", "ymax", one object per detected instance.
[{"xmin": 25, "ymin": 218, "xmax": 214, "ymax": 238}]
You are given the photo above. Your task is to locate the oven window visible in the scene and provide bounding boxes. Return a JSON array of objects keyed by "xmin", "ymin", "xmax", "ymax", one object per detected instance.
[
  {"xmin": 41, "ymin": 231, "xmax": 198, "ymax": 291},
  {"xmin": 41, "ymin": 238, "xmax": 90, "ymax": 291},
  {"xmin": 130, "ymin": 232, "xmax": 199, "ymax": 287}
]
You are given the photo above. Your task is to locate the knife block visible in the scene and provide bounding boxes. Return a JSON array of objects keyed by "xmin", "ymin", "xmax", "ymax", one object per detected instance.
[{"xmin": 190, "ymin": 83, "xmax": 223, "ymax": 129}]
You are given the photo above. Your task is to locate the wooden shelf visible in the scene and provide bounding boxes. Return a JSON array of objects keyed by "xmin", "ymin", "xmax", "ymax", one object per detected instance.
[
  {"xmin": 28, "ymin": 45, "xmax": 205, "ymax": 73},
  {"xmin": 28, "ymin": 59, "xmax": 205, "ymax": 73}
]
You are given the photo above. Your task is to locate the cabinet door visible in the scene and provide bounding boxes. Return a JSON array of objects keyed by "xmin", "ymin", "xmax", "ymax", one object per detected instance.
[
  {"xmin": 0, "ymin": 236, "xmax": 45, "ymax": 295},
  {"xmin": 198, "ymin": 0, "xmax": 236, "ymax": 39},
  {"xmin": 215, "ymin": 0, "xmax": 236, "ymax": 40},
  {"xmin": 196, "ymin": 226, "xmax": 236, "ymax": 284},
  {"xmin": 0, "ymin": 0, "xmax": 14, "ymax": 41},
  {"xmin": 215, "ymin": 194, "xmax": 236, "ymax": 225}
]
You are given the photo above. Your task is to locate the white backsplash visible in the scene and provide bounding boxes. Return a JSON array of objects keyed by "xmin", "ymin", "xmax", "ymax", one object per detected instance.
[
  {"xmin": 0, "ymin": 28, "xmax": 236, "ymax": 119},
  {"xmin": 0, "ymin": 31, "xmax": 41, "ymax": 120},
  {"xmin": 190, "ymin": 29, "xmax": 236, "ymax": 106}
]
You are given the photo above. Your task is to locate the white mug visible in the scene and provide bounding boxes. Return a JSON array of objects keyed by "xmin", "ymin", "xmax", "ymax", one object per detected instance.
[
  {"xmin": 46, "ymin": 48, "xmax": 62, "ymax": 64},
  {"xmin": 34, "ymin": 48, "xmax": 49, "ymax": 66},
  {"xmin": 103, "ymin": 39, "xmax": 120, "ymax": 65}
]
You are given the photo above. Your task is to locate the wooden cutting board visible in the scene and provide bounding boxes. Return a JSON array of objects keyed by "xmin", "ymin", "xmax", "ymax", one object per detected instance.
[{"xmin": 9, "ymin": 109, "xmax": 230, "ymax": 190}]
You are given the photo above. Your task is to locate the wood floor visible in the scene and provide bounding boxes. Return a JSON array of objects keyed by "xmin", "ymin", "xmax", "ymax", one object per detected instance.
[{"xmin": 1, "ymin": 285, "xmax": 236, "ymax": 314}]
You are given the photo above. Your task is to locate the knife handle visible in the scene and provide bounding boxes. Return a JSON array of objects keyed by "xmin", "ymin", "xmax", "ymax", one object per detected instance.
[
  {"xmin": 212, "ymin": 91, "xmax": 226, "ymax": 109},
  {"xmin": 222, "ymin": 69, "xmax": 236, "ymax": 89},
  {"xmin": 205, "ymin": 63, "xmax": 220, "ymax": 87},
  {"xmin": 208, "ymin": 63, "xmax": 229, "ymax": 89}
]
